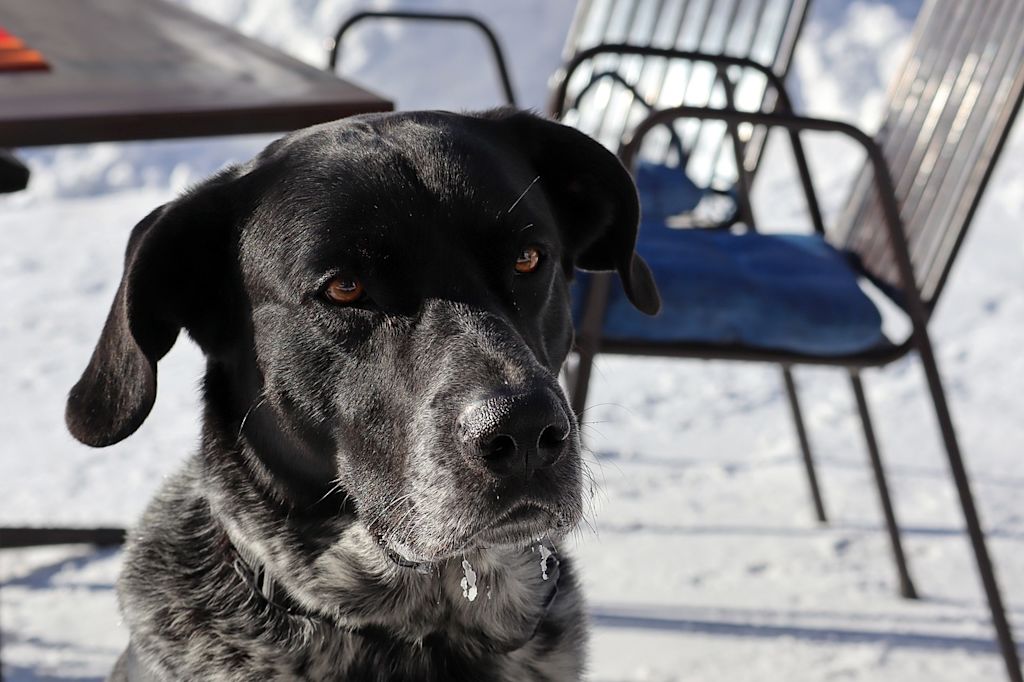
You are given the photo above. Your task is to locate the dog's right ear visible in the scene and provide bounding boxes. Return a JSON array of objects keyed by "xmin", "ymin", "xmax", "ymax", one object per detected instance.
[{"xmin": 66, "ymin": 170, "xmax": 241, "ymax": 447}]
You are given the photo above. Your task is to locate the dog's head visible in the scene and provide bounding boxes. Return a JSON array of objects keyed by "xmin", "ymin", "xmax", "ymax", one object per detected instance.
[{"xmin": 66, "ymin": 110, "xmax": 659, "ymax": 563}]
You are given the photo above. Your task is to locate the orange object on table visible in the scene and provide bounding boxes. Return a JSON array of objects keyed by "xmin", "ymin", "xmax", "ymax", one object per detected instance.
[
  {"xmin": 0, "ymin": 25, "xmax": 50, "ymax": 71},
  {"xmin": 0, "ymin": 28, "xmax": 26, "ymax": 49},
  {"xmin": 0, "ymin": 49, "xmax": 49, "ymax": 72}
]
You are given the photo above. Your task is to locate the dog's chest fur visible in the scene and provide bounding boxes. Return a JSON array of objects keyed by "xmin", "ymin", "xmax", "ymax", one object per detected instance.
[{"xmin": 114, "ymin": 454, "xmax": 585, "ymax": 681}]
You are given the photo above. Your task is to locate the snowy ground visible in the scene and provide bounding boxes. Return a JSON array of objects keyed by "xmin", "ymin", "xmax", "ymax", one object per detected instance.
[{"xmin": 3, "ymin": 0, "xmax": 1023, "ymax": 680}]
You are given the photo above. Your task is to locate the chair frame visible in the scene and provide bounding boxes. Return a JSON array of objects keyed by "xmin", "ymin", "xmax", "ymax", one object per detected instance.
[
  {"xmin": 570, "ymin": 103, "xmax": 1023, "ymax": 682},
  {"xmin": 326, "ymin": 11, "xmax": 518, "ymax": 107},
  {"xmin": 543, "ymin": 17, "xmax": 865, "ymax": 545},
  {"xmin": 551, "ymin": 45, "xmax": 843, "ymax": 529}
]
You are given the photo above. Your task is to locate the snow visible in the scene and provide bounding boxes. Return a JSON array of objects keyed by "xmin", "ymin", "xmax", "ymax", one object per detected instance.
[
  {"xmin": 539, "ymin": 543, "xmax": 554, "ymax": 581},
  {"xmin": 461, "ymin": 559, "xmax": 478, "ymax": 602},
  {"xmin": 2, "ymin": 0, "xmax": 1023, "ymax": 680}
]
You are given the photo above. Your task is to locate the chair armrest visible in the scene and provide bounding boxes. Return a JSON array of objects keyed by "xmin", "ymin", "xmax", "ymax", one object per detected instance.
[
  {"xmin": 620, "ymin": 106, "xmax": 915, "ymax": 298},
  {"xmin": 547, "ymin": 43, "xmax": 796, "ymax": 119},
  {"xmin": 326, "ymin": 11, "xmax": 517, "ymax": 106}
]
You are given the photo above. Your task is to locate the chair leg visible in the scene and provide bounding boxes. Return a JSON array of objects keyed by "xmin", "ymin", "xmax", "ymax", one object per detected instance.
[
  {"xmin": 849, "ymin": 370, "xmax": 918, "ymax": 600},
  {"xmin": 781, "ymin": 367, "xmax": 828, "ymax": 523},
  {"xmin": 569, "ymin": 350, "xmax": 596, "ymax": 421},
  {"xmin": 914, "ymin": 336, "xmax": 1022, "ymax": 682}
]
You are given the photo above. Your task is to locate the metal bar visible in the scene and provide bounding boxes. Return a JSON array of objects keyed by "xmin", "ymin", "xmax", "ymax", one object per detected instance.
[
  {"xmin": 0, "ymin": 149, "xmax": 30, "ymax": 193},
  {"xmin": 0, "ymin": 527, "xmax": 126, "ymax": 548},
  {"xmin": 596, "ymin": 336, "xmax": 911, "ymax": 368},
  {"xmin": 856, "ymin": 1, "xmax": 971, "ymax": 284},
  {"xmin": 716, "ymin": 65, "xmax": 757, "ymax": 228},
  {"xmin": 890, "ymin": 3, "xmax": 979, "ymax": 201},
  {"xmin": 560, "ymin": 0, "xmax": 598, "ymax": 61},
  {"xmin": 681, "ymin": 0, "xmax": 741, "ymax": 180},
  {"xmin": 649, "ymin": 0, "xmax": 695, "ymax": 165},
  {"xmin": 570, "ymin": 272, "xmax": 614, "ymax": 417},
  {"xmin": 589, "ymin": 0, "xmax": 644, "ymax": 150},
  {"xmin": 789, "ymin": 128, "xmax": 826, "ymax": 234},
  {"xmin": 836, "ymin": 0, "xmax": 950, "ymax": 268},
  {"xmin": 781, "ymin": 367, "xmax": 828, "ymax": 523},
  {"xmin": 605, "ymin": 0, "xmax": 669, "ymax": 157},
  {"xmin": 894, "ymin": 1, "xmax": 992, "ymax": 281},
  {"xmin": 849, "ymin": 370, "xmax": 918, "ymax": 599},
  {"xmin": 753, "ymin": 4, "xmax": 826, "ymax": 236},
  {"xmin": 742, "ymin": 0, "xmax": 812, "ymax": 172},
  {"xmin": 912, "ymin": 320, "xmax": 1023, "ymax": 682},
  {"xmin": 546, "ymin": 0, "xmax": 620, "ymax": 129},
  {"xmin": 706, "ymin": 0, "xmax": 768, "ymax": 184},
  {"xmin": 551, "ymin": 46, "xmax": 796, "ymax": 120},
  {"xmin": 897, "ymin": 1, "xmax": 1003, "ymax": 241},
  {"xmin": 326, "ymin": 11, "xmax": 518, "ymax": 106},
  {"xmin": 662, "ymin": 0, "xmax": 716, "ymax": 167}
]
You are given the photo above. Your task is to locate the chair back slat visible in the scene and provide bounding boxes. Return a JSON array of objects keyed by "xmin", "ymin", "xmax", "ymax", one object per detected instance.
[
  {"xmin": 838, "ymin": 0, "xmax": 1024, "ymax": 305},
  {"xmin": 558, "ymin": 0, "xmax": 809, "ymax": 189}
]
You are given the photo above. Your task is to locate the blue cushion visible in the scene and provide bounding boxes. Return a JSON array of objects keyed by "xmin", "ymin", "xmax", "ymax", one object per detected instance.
[
  {"xmin": 635, "ymin": 161, "xmax": 706, "ymax": 220},
  {"xmin": 573, "ymin": 228, "xmax": 886, "ymax": 356}
]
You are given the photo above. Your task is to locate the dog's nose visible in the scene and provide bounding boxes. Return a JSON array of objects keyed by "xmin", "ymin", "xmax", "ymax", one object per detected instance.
[{"xmin": 457, "ymin": 388, "xmax": 571, "ymax": 479}]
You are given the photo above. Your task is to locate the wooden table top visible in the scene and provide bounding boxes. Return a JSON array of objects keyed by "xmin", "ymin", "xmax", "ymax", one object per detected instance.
[{"xmin": 0, "ymin": 0, "xmax": 393, "ymax": 147}]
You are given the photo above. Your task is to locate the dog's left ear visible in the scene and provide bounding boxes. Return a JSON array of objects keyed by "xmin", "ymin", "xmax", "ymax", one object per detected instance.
[
  {"xmin": 491, "ymin": 109, "xmax": 660, "ymax": 315},
  {"xmin": 66, "ymin": 169, "xmax": 242, "ymax": 448}
]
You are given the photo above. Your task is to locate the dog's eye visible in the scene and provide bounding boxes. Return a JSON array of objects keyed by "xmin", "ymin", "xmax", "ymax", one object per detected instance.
[
  {"xmin": 323, "ymin": 276, "xmax": 364, "ymax": 304},
  {"xmin": 514, "ymin": 246, "xmax": 542, "ymax": 274}
]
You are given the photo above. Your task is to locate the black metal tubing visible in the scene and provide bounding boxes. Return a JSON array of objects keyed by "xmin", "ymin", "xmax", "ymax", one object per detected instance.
[
  {"xmin": 0, "ymin": 526, "xmax": 127, "ymax": 678},
  {"xmin": 609, "ymin": 104, "xmax": 1022, "ymax": 682},
  {"xmin": 715, "ymin": 65, "xmax": 757, "ymax": 229},
  {"xmin": 549, "ymin": 44, "xmax": 791, "ymax": 119},
  {"xmin": 0, "ymin": 526, "xmax": 126, "ymax": 548},
  {"xmin": 595, "ymin": 335, "xmax": 913, "ymax": 367},
  {"xmin": 327, "ymin": 11, "xmax": 517, "ymax": 107},
  {"xmin": 849, "ymin": 370, "xmax": 918, "ymax": 599},
  {"xmin": 571, "ymin": 270, "xmax": 614, "ymax": 417},
  {"xmin": 0, "ymin": 149, "xmax": 30, "ymax": 194},
  {"xmin": 549, "ymin": 44, "xmax": 825, "ymax": 234},
  {"xmin": 782, "ymin": 366, "xmax": 828, "ymax": 523}
]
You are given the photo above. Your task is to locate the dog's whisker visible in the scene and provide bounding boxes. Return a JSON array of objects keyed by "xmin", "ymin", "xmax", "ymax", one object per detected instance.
[
  {"xmin": 575, "ymin": 401, "xmax": 631, "ymax": 419},
  {"xmin": 308, "ymin": 478, "xmax": 347, "ymax": 509},
  {"xmin": 236, "ymin": 395, "xmax": 267, "ymax": 441},
  {"xmin": 579, "ymin": 417, "xmax": 614, "ymax": 427},
  {"xmin": 505, "ymin": 175, "xmax": 540, "ymax": 214},
  {"xmin": 366, "ymin": 492, "xmax": 417, "ymax": 529}
]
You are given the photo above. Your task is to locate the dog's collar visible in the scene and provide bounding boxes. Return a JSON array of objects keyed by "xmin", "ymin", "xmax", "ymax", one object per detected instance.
[{"xmin": 224, "ymin": 529, "xmax": 562, "ymax": 653}]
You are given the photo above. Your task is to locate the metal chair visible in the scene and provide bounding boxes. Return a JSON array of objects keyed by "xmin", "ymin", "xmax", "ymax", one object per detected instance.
[
  {"xmin": 548, "ymin": 0, "xmax": 841, "ymax": 531},
  {"xmin": 571, "ymin": 2, "xmax": 1024, "ymax": 679}
]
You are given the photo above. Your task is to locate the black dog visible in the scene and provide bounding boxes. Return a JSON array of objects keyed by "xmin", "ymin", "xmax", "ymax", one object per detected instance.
[{"xmin": 66, "ymin": 109, "xmax": 659, "ymax": 681}]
